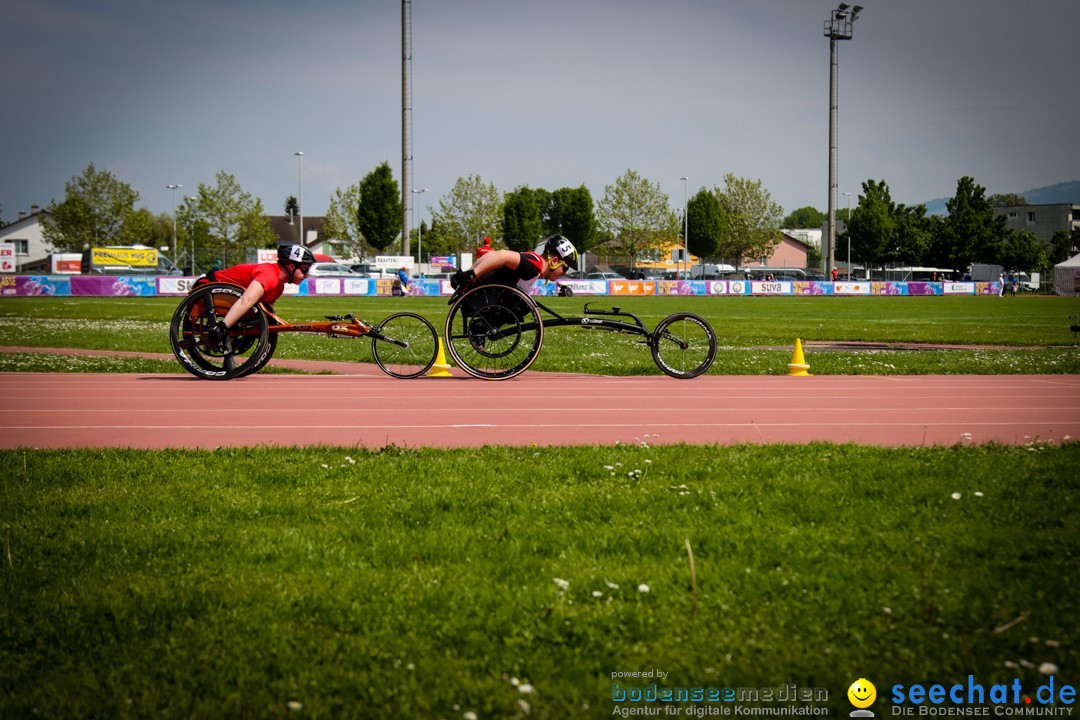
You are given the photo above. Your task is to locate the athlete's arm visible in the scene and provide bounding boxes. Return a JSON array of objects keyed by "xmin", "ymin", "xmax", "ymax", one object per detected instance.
[{"xmin": 221, "ymin": 280, "xmax": 266, "ymax": 328}]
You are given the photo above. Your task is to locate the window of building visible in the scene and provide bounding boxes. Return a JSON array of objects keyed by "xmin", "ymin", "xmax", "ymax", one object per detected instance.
[
  {"xmin": 1027, "ymin": 212, "xmax": 1036, "ymax": 223},
  {"xmin": 12, "ymin": 239, "xmax": 29, "ymax": 255},
  {"xmin": 1008, "ymin": 211, "xmax": 1018, "ymax": 218}
]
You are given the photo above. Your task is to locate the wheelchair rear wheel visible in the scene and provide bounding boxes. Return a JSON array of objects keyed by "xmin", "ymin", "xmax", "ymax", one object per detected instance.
[{"xmin": 444, "ymin": 284, "xmax": 544, "ymax": 380}]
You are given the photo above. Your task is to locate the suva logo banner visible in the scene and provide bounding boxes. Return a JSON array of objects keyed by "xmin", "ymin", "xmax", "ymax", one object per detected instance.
[{"xmin": 849, "ymin": 676, "xmax": 1075, "ymax": 717}]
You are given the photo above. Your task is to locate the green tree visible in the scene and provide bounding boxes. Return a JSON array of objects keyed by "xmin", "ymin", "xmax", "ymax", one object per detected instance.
[
  {"xmin": 284, "ymin": 195, "xmax": 299, "ymax": 221},
  {"xmin": 1050, "ymin": 230, "xmax": 1079, "ymax": 265},
  {"xmin": 42, "ymin": 163, "xmax": 150, "ymax": 251},
  {"xmin": 846, "ymin": 180, "xmax": 895, "ymax": 272},
  {"xmin": 999, "ymin": 230, "xmax": 1049, "ymax": 274},
  {"xmin": 356, "ymin": 162, "xmax": 402, "ymax": 253},
  {"xmin": 782, "ymin": 206, "xmax": 825, "ymax": 229},
  {"xmin": 432, "ymin": 175, "xmax": 503, "ymax": 253},
  {"xmin": 686, "ymin": 188, "xmax": 725, "ymax": 263},
  {"xmin": 324, "ymin": 183, "xmax": 371, "ymax": 259},
  {"xmin": 550, "ymin": 186, "xmax": 597, "ymax": 253},
  {"xmin": 502, "ymin": 187, "xmax": 543, "ymax": 251},
  {"xmin": 192, "ymin": 171, "xmax": 276, "ymax": 266},
  {"xmin": 715, "ymin": 174, "xmax": 783, "ymax": 269},
  {"xmin": 892, "ymin": 203, "xmax": 933, "ymax": 266},
  {"xmin": 987, "ymin": 193, "xmax": 1027, "ymax": 207},
  {"xmin": 940, "ymin": 176, "xmax": 1008, "ymax": 271},
  {"xmin": 596, "ymin": 169, "xmax": 677, "ymax": 269}
]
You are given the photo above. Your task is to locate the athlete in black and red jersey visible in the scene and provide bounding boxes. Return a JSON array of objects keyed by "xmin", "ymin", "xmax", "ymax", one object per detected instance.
[
  {"xmin": 450, "ymin": 235, "xmax": 578, "ymax": 293},
  {"xmin": 196, "ymin": 244, "xmax": 316, "ymax": 350}
]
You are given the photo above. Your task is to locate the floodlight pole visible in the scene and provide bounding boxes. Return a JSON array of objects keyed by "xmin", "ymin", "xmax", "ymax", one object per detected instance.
[
  {"xmin": 680, "ymin": 176, "xmax": 689, "ymax": 278},
  {"xmin": 824, "ymin": 4, "xmax": 861, "ymax": 278},
  {"xmin": 166, "ymin": 184, "xmax": 182, "ymax": 267}
]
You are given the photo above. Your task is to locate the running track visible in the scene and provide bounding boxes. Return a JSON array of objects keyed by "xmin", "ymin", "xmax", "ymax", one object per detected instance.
[{"xmin": 2, "ymin": 370, "xmax": 1078, "ymax": 449}]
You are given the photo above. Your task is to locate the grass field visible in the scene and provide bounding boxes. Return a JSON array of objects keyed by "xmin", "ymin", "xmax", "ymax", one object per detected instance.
[
  {"xmin": 2, "ymin": 444, "xmax": 1078, "ymax": 718},
  {"xmin": 1, "ymin": 294, "xmax": 1078, "ymax": 718},
  {"xmin": 2, "ymin": 294, "xmax": 1080, "ymax": 375}
]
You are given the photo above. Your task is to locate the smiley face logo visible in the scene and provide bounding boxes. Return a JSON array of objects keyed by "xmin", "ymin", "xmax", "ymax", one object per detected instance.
[{"xmin": 848, "ymin": 678, "xmax": 877, "ymax": 708}]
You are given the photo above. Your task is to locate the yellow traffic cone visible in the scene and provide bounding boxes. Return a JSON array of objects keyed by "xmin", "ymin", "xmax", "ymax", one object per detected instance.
[
  {"xmin": 787, "ymin": 338, "xmax": 811, "ymax": 376},
  {"xmin": 426, "ymin": 338, "xmax": 453, "ymax": 377}
]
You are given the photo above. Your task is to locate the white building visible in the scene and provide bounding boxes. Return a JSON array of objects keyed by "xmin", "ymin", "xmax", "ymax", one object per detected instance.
[
  {"xmin": 781, "ymin": 228, "xmax": 822, "ymax": 249},
  {"xmin": 0, "ymin": 206, "xmax": 51, "ymax": 272}
]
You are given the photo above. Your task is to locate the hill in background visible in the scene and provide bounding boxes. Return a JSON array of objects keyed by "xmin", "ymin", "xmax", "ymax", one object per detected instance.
[{"xmin": 923, "ymin": 180, "xmax": 1080, "ymax": 216}]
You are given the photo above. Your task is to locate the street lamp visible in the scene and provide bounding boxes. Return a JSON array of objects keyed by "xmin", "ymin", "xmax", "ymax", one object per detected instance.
[
  {"xmin": 166, "ymin": 184, "xmax": 182, "ymax": 269},
  {"xmin": 186, "ymin": 196, "xmax": 198, "ymax": 275},
  {"xmin": 843, "ymin": 191, "xmax": 852, "ymax": 279},
  {"xmin": 411, "ymin": 188, "xmax": 429, "ymax": 275},
  {"xmin": 294, "ymin": 151, "xmax": 304, "ymax": 247},
  {"xmin": 824, "ymin": 3, "xmax": 863, "ymax": 278},
  {"xmin": 680, "ymin": 176, "xmax": 689, "ymax": 278}
]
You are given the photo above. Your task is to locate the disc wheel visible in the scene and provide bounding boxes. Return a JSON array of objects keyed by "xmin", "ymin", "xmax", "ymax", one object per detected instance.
[
  {"xmin": 650, "ymin": 312, "xmax": 717, "ymax": 379},
  {"xmin": 371, "ymin": 312, "xmax": 439, "ymax": 379},
  {"xmin": 444, "ymin": 284, "xmax": 544, "ymax": 380},
  {"xmin": 169, "ymin": 283, "xmax": 271, "ymax": 380}
]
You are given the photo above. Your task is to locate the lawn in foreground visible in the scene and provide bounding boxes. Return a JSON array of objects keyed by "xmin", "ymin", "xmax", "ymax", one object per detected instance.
[{"xmin": 2, "ymin": 443, "xmax": 1077, "ymax": 718}]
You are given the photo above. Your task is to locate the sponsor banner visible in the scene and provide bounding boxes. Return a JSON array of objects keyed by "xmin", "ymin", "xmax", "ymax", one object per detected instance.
[
  {"xmin": 609, "ymin": 280, "xmax": 655, "ymax": 296},
  {"xmin": 0, "ymin": 276, "xmax": 16, "ymax": 295},
  {"xmin": 944, "ymin": 281, "xmax": 975, "ymax": 294},
  {"xmin": 791, "ymin": 281, "xmax": 832, "ymax": 296},
  {"xmin": 751, "ymin": 281, "xmax": 792, "ymax": 295},
  {"xmin": 157, "ymin": 277, "xmax": 200, "ymax": 296},
  {"xmin": 311, "ymin": 278, "xmax": 342, "ymax": 295},
  {"xmin": 0, "ymin": 242, "xmax": 16, "ymax": 273},
  {"xmin": 374, "ymin": 255, "xmax": 413, "ymax": 271},
  {"xmin": 835, "ymin": 281, "xmax": 871, "ymax": 295},
  {"xmin": 707, "ymin": 280, "xmax": 748, "ymax": 295},
  {"xmin": 658, "ymin": 280, "xmax": 704, "ymax": 296},
  {"xmin": 374, "ymin": 278, "xmax": 400, "ymax": 296},
  {"xmin": 14, "ymin": 276, "xmax": 72, "ymax": 296},
  {"xmin": 71, "ymin": 276, "xmax": 155, "ymax": 296},
  {"xmin": 976, "ymin": 281, "xmax": 998, "ymax": 295},
  {"xmin": 558, "ymin": 280, "xmax": 608, "ymax": 296},
  {"xmin": 871, "ymin": 282, "xmax": 909, "ymax": 296},
  {"xmin": 50, "ymin": 255, "xmax": 83, "ymax": 274},
  {"xmin": 91, "ymin": 247, "xmax": 157, "ymax": 267},
  {"xmin": 256, "ymin": 248, "xmax": 277, "ymax": 264},
  {"xmin": 527, "ymin": 280, "xmax": 561, "ymax": 296},
  {"xmin": 342, "ymin": 278, "xmax": 372, "ymax": 296},
  {"xmin": 429, "ymin": 255, "xmax": 457, "ymax": 271}
]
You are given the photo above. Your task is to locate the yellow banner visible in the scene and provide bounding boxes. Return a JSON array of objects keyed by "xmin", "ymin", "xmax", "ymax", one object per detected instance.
[{"xmin": 91, "ymin": 247, "xmax": 158, "ymax": 267}]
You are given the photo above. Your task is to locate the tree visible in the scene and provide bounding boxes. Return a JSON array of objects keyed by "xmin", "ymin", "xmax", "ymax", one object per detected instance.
[
  {"xmin": 596, "ymin": 169, "xmax": 677, "ymax": 269},
  {"xmin": 42, "ymin": 163, "xmax": 150, "ymax": 251},
  {"xmin": 192, "ymin": 170, "xmax": 276, "ymax": 266},
  {"xmin": 1050, "ymin": 229, "xmax": 1079, "ymax": 265},
  {"xmin": 941, "ymin": 176, "xmax": 1008, "ymax": 271},
  {"xmin": 988, "ymin": 193, "xmax": 1027, "ymax": 207},
  {"xmin": 432, "ymin": 175, "xmax": 503, "ymax": 253},
  {"xmin": 782, "ymin": 206, "xmax": 825, "ymax": 229},
  {"xmin": 686, "ymin": 188, "xmax": 725, "ymax": 263},
  {"xmin": 284, "ymin": 195, "xmax": 299, "ymax": 221},
  {"xmin": 999, "ymin": 230, "xmax": 1049, "ymax": 273},
  {"xmin": 550, "ymin": 186, "xmax": 598, "ymax": 254},
  {"xmin": 357, "ymin": 162, "xmax": 402, "ymax": 253},
  {"xmin": 502, "ymin": 187, "xmax": 543, "ymax": 251},
  {"xmin": 324, "ymin": 183, "xmax": 371, "ymax": 258},
  {"xmin": 714, "ymin": 174, "xmax": 783, "ymax": 269},
  {"xmin": 846, "ymin": 180, "xmax": 895, "ymax": 271}
]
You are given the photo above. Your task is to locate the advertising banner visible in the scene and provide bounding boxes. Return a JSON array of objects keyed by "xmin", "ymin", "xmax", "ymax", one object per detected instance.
[
  {"xmin": 72, "ymin": 276, "xmax": 156, "ymax": 296},
  {"xmin": 157, "ymin": 277, "xmax": 200, "ymax": 296},
  {"xmin": 311, "ymin": 278, "xmax": 342, "ymax": 295},
  {"xmin": 91, "ymin": 247, "xmax": 158, "ymax": 267},
  {"xmin": 0, "ymin": 243, "xmax": 15, "ymax": 273},
  {"xmin": 944, "ymin": 282, "xmax": 975, "ymax": 295},
  {"xmin": 657, "ymin": 280, "xmax": 703, "ymax": 296},
  {"xmin": 429, "ymin": 256, "xmax": 457, "ymax": 271},
  {"xmin": 707, "ymin": 280, "xmax": 749, "ymax": 295},
  {"xmin": 15, "ymin": 276, "xmax": 72, "ymax": 296},
  {"xmin": 342, "ymin": 278, "xmax": 372, "ymax": 296},
  {"xmin": 609, "ymin": 280, "xmax": 655, "ymax": 296},
  {"xmin": 790, "ymin": 281, "xmax": 832, "ymax": 296},
  {"xmin": 557, "ymin": 280, "xmax": 608, "ymax": 296},
  {"xmin": 835, "ymin": 281, "xmax": 871, "ymax": 295},
  {"xmin": 750, "ymin": 281, "xmax": 792, "ymax": 295}
]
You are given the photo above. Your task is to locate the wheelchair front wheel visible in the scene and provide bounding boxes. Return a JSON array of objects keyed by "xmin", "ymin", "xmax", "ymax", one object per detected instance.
[
  {"xmin": 371, "ymin": 312, "xmax": 439, "ymax": 379},
  {"xmin": 650, "ymin": 312, "xmax": 717, "ymax": 379}
]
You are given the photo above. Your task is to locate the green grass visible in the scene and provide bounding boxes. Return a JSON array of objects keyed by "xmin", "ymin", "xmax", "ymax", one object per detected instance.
[
  {"xmin": 2, "ymin": 443, "xmax": 1078, "ymax": 718},
  {"xmin": 2, "ymin": 295, "xmax": 1080, "ymax": 375}
]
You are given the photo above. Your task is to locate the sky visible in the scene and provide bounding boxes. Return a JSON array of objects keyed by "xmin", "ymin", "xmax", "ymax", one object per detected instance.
[{"xmin": 2, "ymin": 0, "xmax": 1077, "ymax": 228}]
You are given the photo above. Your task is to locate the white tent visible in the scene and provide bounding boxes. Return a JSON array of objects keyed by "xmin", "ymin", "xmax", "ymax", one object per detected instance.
[{"xmin": 1053, "ymin": 253, "xmax": 1080, "ymax": 296}]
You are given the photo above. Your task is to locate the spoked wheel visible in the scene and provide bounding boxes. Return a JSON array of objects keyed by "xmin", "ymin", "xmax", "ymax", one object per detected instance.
[
  {"xmin": 444, "ymin": 284, "xmax": 544, "ymax": 380},
  {"xmin": 371, "ymin": 312, "xmax": 439, "ymax": 379},
  {"xmin": 650, "ymin": 312, "xmax": 717, "ymax": 379},
  {"xmin": 169, "ymin": 283, "xmax": 272, "ymax": 380}
]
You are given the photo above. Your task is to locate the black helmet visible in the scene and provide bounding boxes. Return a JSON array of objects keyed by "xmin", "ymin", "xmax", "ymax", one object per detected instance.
[
  {"xmin": 278, "ymin": 244, "xmax": 315, "ymax": 266},
  {"xmin": 544, "ymin": 235, "xmax": 578, "ymax": 270}
]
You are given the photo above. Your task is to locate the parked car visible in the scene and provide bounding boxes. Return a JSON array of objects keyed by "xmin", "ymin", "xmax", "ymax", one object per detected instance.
[
  {"xmin": 307, "ymin": 262, "xmax": 360, "ymax": 277},
  {"xmin": 662, "ymin": 270, "xmax": 691, "ymax": 280},
  {"xmin": 586, "ymin": 272, "xmax": 625, "ymax": 280},
  {"xmin": 349, "ymin": 263, "xmax": 379, "ymax": 277}
]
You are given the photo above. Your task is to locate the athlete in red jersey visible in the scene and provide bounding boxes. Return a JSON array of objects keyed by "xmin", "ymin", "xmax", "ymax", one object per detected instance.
[{"xmin": 197, "ymin": 244, "xmax": 315, "ymax": 349}]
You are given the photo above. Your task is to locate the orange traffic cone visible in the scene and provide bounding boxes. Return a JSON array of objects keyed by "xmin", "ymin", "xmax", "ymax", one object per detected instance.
[
  {"xmin": 787, "ymin": 338, "xmax": 811, "ymax": 376},
  {"xmin": 426, "ymin": 338, "xmax": 453, "ymax": 377}
]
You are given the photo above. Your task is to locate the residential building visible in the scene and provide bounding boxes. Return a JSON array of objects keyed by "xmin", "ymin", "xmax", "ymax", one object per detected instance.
[
  {"xmin": 0, "ymin": 206, "xmax": 51, "ymax": 272},
  {"xmin": 994, "ymin": 203, "xmax": 1080, "ymax": 243}
]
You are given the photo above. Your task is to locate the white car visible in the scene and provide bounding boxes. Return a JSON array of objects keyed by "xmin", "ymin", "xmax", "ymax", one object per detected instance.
[
  {"xmin": 585, "ymin": 272, "xmax": 625, "ymax": 280},
  {"xmin": 306, "ymin": 262, "xmax": 359, "ymax": 277}
]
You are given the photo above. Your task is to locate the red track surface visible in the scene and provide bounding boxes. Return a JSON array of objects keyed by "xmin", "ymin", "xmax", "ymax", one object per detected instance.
[{"xmin": 2, "ymin": 371, "xmax": 1078, "ymax": 450}]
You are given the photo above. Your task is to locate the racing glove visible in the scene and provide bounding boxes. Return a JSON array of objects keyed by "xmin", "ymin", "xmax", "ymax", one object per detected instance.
[
  {"xmin": 450, "ymin": 269, "xmax": 476, "ymax": 290},
  {"xmin": 207, "ymin": 322, "xmax": 232, "ymax": 353}
]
